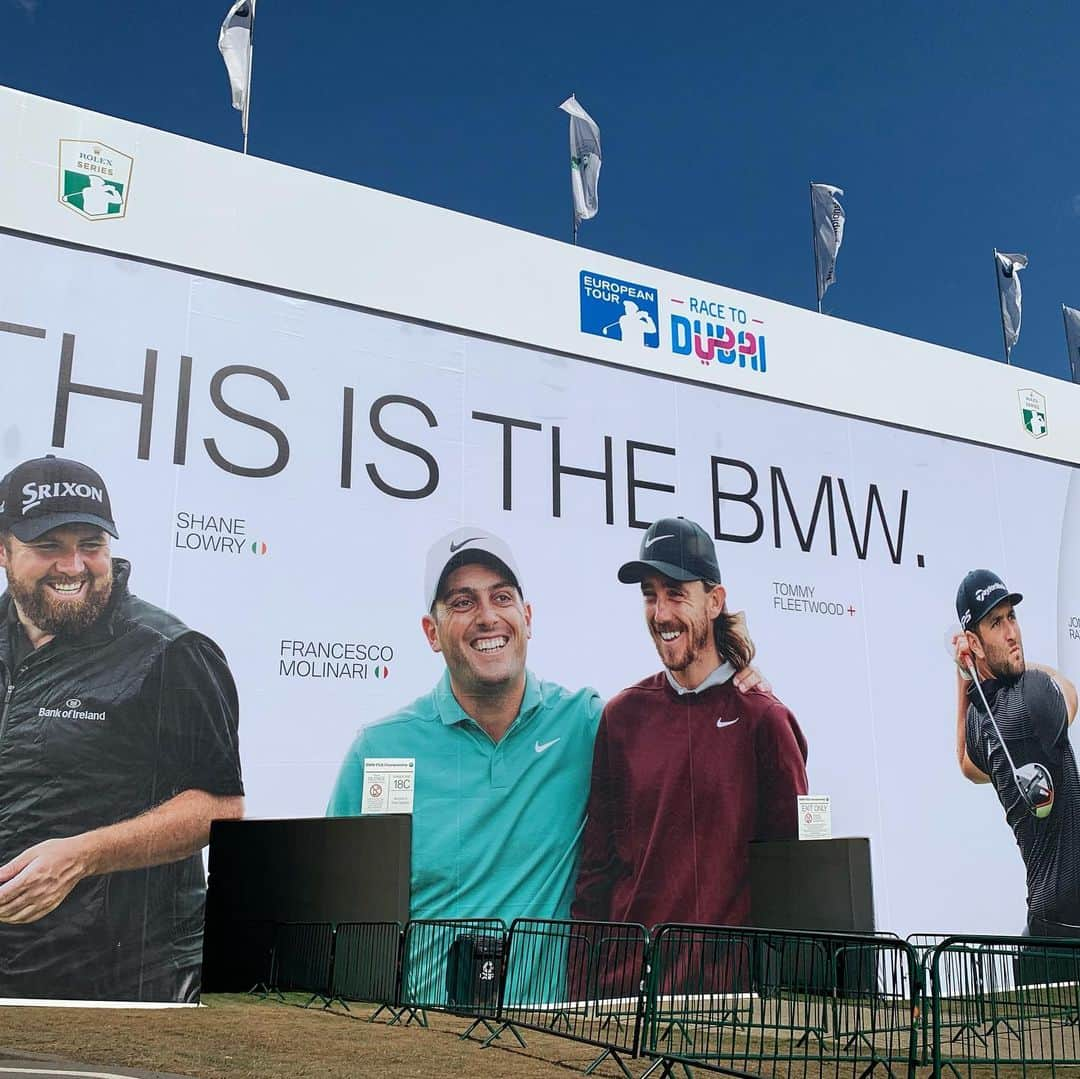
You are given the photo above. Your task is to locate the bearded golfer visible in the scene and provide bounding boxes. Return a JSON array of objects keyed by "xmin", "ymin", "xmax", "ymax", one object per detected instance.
[
  {"xmin": 0, "ymin": 454, "xmax": 244, "ymax": 1001},
  {"xmin": 953, "ymin": 569, "xmax": 1080, "ymax": 937},
  {"xmin": 572, "ymin": 516, "xmax": 808, "ymax": 927}
]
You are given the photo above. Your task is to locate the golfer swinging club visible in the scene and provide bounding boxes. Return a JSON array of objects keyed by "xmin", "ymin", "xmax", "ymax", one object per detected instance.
[{"xmin": 952, "ymin": 569, "xmax": 1080, "ymax": 937}]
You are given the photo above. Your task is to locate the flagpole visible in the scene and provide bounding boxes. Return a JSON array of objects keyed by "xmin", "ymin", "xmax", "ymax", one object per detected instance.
[
  {"xmin": 569, "ymin": 89, "xmax": 577, "ymax": 245},
  {"xmin": 241, "ymin": 0, "xmax": 257, "ymax": 155},
  {"xmin": 571, "ymin": 171, "xmax": 577, "ymax": 244},
  {"xmin": 1063, "ymin": 304, "xmax": 1072, "ymax": 379},
  {"xmin": 809, "ymin": 183, "xmax": 822, "ymax": 314},
  {"xmin": 993, "ymin": 249, "xmax": 1011, "ymax": 365}
]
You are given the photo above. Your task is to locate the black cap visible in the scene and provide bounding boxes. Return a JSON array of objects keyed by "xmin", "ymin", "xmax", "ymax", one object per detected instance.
[
  {"xmin": 956, "ymin": 569, "xmax": 1022, "ymax": 631},
  {"xmin": 618, "ymin": 517, "xmax": 721, "ymax": 585},
  {"xmin": 0, "ymin": 455, "xmax": 118, "ymax": 542}
]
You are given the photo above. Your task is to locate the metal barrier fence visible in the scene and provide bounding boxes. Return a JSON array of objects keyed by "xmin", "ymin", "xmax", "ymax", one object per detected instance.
[
  {"xmin": 906, "ymin": 932, "xmax": 969, "ymax": 1064},
  {"xmin": 244, "ymin": 920, "xmax": 402, "ymax": 1016},
  {"xmin": 331, "ymin": 921, "xmax": 403, "ymax": 1019},
  {"xmin": 399, "ymin": 918, "xmax": 507, "ymax": 1024},
  {"xmin": 642, "ymin": 924, "xmax": 920, "ymax": 1079},
  {"xmin": 930, "ymin": 934, "xmax": 1080, "ymax": 1078},
  {"xmin": 233, "ymin": 918, "xmax": 1080, "ymax": 1077},
  {"xmin": 272, "ymin": 921, "xmax": 335, "ymax": 1006},
  {"xmin": 493, "ymin": 918, "xmax": 650, "ymax": 1077}
]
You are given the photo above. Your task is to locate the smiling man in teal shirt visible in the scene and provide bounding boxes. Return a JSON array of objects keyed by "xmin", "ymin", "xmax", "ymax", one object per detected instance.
[{"xmin": 327, "ymin": 528, "xmax": 602, "ymax": 925}]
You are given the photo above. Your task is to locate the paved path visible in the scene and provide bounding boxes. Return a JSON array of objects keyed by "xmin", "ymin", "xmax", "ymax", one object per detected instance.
[{"xmin": 0, "ymin": 1052, "xmax": 189, "ymax": 1079}]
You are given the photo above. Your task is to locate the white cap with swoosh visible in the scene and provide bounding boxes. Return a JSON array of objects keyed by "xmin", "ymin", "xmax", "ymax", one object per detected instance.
[{"xmin": 424, "ymin": 526, "xmax": 524, "ymax": 610}]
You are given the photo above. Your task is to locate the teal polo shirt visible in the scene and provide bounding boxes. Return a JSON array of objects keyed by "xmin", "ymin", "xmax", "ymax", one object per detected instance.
[{"xmin": 327, "ymin": 669, "xmax": 602, "ymax": 925}]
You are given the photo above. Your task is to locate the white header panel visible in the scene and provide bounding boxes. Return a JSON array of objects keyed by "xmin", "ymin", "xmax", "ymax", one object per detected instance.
[{"xmin": 1, "ymin": 85, "xmax": 1076, "ymax": 462}]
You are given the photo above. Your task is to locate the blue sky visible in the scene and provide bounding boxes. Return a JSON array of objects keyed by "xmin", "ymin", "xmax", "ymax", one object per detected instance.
[{"xmin": 3, "ymin": 1, "xmax": 1078, "ymax": 380}]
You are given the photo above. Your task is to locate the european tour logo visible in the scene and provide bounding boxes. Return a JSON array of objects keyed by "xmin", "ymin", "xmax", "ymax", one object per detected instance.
[{"xmin": 579, "ymin": 272, "xmax": 660, "ymax": 348}]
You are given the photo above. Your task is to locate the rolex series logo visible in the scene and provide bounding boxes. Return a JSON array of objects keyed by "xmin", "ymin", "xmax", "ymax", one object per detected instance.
[
  {"xmin": 1019, "ymin": 388, "xmax": 1048, "ymax": 440},
  {"xmin": 58, "ymin": 140, "xmax": 134, "ymax": 221}
]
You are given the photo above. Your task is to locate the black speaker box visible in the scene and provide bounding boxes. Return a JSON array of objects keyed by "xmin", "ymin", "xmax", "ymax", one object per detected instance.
[
  {"xmin": 749, "ymin": 837, "xmax": 874, "ymax": 932},
  {"xmin": 202, "ymin": 815, "xmax": 411, "ymax": 991}
]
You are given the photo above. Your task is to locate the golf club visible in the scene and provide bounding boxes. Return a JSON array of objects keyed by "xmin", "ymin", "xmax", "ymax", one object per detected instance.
[
  {"xmin": 947, "ymin": 625, "xmax": 1053, "ymax": 819},
  {"xmin": 966, "ymin": 657, "xmax": 1054, "ymax": 820}
]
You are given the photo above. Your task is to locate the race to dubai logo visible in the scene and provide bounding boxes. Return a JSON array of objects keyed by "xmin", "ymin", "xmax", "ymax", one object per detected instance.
[
  {"xmin": 1018, "ymin": 388, "xmax": 1048, "ymax": 439},
  {"xmin": 578, "ymin": 269, "xmax": 767, "ymax": 376},
  {"xmin": 669, "ymin": 290, "xmax": 767, "ymax": 373},
  {"xmin": 57, "ymin": 140, "xmax": 133, "ymax": 221}
]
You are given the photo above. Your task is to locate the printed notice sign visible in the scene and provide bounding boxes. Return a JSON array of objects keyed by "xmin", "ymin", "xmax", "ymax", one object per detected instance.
[
  {"xmin": 362, "ymin": 758, "xmax": 415, "ymax": 814},
  {"xmin": 797, "ymin": 795, "xmax": 832, "ymax": 840}
]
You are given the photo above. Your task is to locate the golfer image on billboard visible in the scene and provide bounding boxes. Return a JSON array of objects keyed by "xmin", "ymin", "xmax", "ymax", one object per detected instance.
[
  {"xmin": 327, "ymin": 526, "xmax": 603, "ymax": 926},
  {"xmin": 573, "ymin": 516, "xmax": 809, "ymax": 929},
  {"xmin": 953, "ymin": 569, "xmax": 1080, "ymax": 937},
  {"xmin": 0, "ymin": 454, "xmax": 244, "ymax": 1002}
]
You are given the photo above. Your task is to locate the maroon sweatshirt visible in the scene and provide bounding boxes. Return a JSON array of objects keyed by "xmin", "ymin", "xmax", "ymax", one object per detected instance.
[{"xmin": 572, "ymin": 671, "xmax": 809, "ymax": 928}]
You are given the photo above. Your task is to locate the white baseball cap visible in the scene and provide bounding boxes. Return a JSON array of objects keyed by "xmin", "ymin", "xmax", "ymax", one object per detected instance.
[{"xmin": 424, "ymin": 527, "xmax": 523, "ymax": 610}]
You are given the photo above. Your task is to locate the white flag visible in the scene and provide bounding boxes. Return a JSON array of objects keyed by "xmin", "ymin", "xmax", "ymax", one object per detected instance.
[
  {"xmin": 559, "ymin": 95, "xmax": 602, "ymax": 230},
  {"xmin": 219, "ymin": 0, "xmax": 255, "ymax": 117},
  {"xmin": 1063, "ymin": 304, "xmax": 1080, "ymax": 383},
  {"xmin": 994, "ymin": 250, "xmax": 1028, "ymax": 360},
  {"xmin": 811, "ymin": 183, "xmax": 845, "ymax": 304}
]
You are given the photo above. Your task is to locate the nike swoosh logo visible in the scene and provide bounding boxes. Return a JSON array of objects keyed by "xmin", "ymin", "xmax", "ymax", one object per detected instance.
[
  {"xmin": 716, "ymin": 718, "xmax": 740, "ymax": 729},
  {"xmin": 535, "ymin": 738, "xmax": 561, "ymax": 754},
  {"xmin": 449, "ymin": 536, "xmax": 484, "ymax": 553},
  {"xmin": 645, "ymin": 534, "xmax": 675, "ymax": 548}
]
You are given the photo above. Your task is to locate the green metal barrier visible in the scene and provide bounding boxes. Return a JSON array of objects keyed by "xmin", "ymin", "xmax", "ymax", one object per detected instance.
[
  {"xmin": 642, "ymin": 924, "xmax": 919, "ymax": 1078},
  {"xmin": 273, "ymin": 921, "xmax": 336, "ymax": 1007},
  {"xmin": 398, "ymin": 917, "xmax": 507, "ymax": 1032},
  {"xmin": 492, "ymin": 918, "xmax": 650, "ymax": 1078},
  {"xmin": 930, "ymin": 935, "xmax": 1080, "ymax": 1078},
  {"xmin": 906, "ymin": 934, "xmax": 944, "ymax": 1063},
  {"xmin": 906, "ymin": 933, "xmax": 982, "ymax": 1065},
  {"xmin": 233, "ymin": 919, "xmax": 1080, "ymax": 1078},
  {"xmin": 829, "ymin": 940, "xmax": 918, "ymax": 1064},
  {"xmin": 331, "ymin": 921, "xmax": 404, "ymax": 1021}
]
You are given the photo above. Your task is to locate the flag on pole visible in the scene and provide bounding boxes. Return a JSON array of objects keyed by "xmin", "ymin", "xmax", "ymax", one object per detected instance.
[
  {"xmin": 559, "ymin": 95, "xmax": 601, "ymax": 240},
  {"xmin": 219, "ymin": 0, "xmax": 255, "ymax": 133},
  {"xmin": 810, "ymin": 183, "xmax": 845, "ymax": 309},
  {"xmin": 994, "ymin": 250, "xmax": 1028, "ymax": 362},
  {"xmin": 1063, "ymin": 304, "xmax": 1080, "ymax": 383}
]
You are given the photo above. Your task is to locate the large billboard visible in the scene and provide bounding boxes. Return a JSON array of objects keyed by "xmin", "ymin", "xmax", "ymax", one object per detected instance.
[{"xmin": 2, "ymin": 90, "xmax": 1080, "ymax": 1003}]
